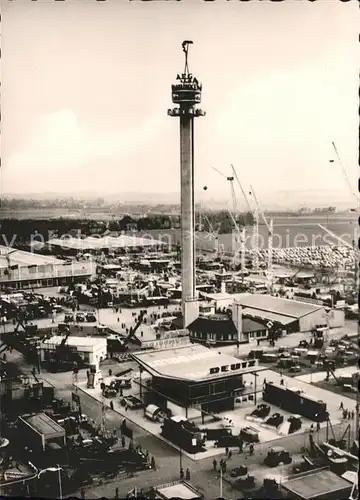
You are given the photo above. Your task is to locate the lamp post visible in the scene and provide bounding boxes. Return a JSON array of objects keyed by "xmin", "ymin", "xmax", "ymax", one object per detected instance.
[
  {"xmin": 38, "ymin": 466, "xmax": 63, "ymax": 499},
  {"xmin": 219, "ymin": 466, "xmax": 223, "ymax": 498}
]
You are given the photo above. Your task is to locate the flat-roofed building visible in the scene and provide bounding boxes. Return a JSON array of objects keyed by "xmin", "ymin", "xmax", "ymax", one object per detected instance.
[
  {"xmin": 0, "ymin": 245, "xmax": 94, "ymax": 289},
  {"xmin": 131, "ymin": 344, "xmax": 265, "ymax": 416},
  {"xmin": 281, "ymin": 468, "xmax": 352, "ymax": 500},
  {"xmin": 19, "ymin": 412, "xmax": 66, "ymax": 452},
  {"xmin": 232, "ymin": 293, "xmax": 328, "ymax": 333},
  {"xmin": 40, "ymin": 336, "xmax": 107, "ymax": 367}
]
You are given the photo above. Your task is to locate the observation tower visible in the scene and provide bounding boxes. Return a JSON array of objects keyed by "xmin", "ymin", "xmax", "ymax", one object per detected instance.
[{"xmin": 168, "ymin": 41, "xmax": 206, "ymax": 327}]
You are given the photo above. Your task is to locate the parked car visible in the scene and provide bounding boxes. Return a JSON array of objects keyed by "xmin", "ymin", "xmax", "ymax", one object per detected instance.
[
  {"xmin": 76, "ymin": 312, "xmax": 86, "ymax": 322},
  {"xmin": 251, "ymin": 404, "xmax": 271, "ymax": 419},
  {"xmin": 231, "ymin": 465, "xmax": 248, "ymax": 478},
  {"xmin": 121, "ymin": 395, "xmax": 144, "ymax": 409},
  {"xmin": 265, "ymin": 413, "xmax": 284, "ymax": 427},
  {"xmin": 234, "ymin": 474, "xmax": 255, "ymax": 489},
  {"xmin": 264, "ymin": 447, "xmax": 292, "ymax": 467},
  {"xmin": 288, "ymin": 365, "xmax": 302, "ymax": 373},
  {"xmin": 86, "ymin": 312, "xmax": 97, "ymax": 322}
]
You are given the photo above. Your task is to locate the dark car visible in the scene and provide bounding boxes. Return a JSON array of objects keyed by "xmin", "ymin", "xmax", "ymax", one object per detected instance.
[
  {"xmin": 230, "ymin": 465, "xmax": 248, "ymax": 478},
  {"xmin": 234, "ymin": 475, "xmax": 256, "ymax": 490},
  {"xmin": 86, "ymin": 312, "xmax": 97, "ymax": 322},
  {"xmin": 264, "ymin": 447, "xmax": 292, "ymax": 467},
  {"xmin": 265, "ymin": 413, "xmax": 284, "ymax": 427},
  {"xmin": 76, "ymin": 312, "xmax": 86, "ymax": 322},
  {"xmin": 251, "ymin": 404, "xmax": 271, "ymax": 419},
  {"xmin": 121, "ymin": 395, "xmax": 144, "ymax": 409}
]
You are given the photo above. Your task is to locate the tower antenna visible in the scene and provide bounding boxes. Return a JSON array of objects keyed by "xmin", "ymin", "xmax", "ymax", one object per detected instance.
[{"xmin": 182, "ymin": 40, "xmax": 193, "ymax": 75}]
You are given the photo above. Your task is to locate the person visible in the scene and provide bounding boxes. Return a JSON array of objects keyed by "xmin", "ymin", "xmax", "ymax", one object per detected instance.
[
  {"xmin": 316, "ymin": 422, "xmax": 320, "ymax": 432},
  {"xmin": 228, "ymin": 450, "xmax": 232, "ymax": 459},
  {"xmin": 339, "ymin": 401, "xmax": 344, "ymax": 410},
  {"xmin": 151, "ymin": 456, "xmax": 156, "ymax": 469},
  {"xmin": 249, "ymin": 443, "xmax": 254, "ymax": 456},
  {"xmin": 239, "ymin": 440, "xmax": 243, "ymax": 454},
  {"xmin": 351, "ymin": 410, "xmax": 355, "ymax": 419},
  {"xmin": 225, "ymin": 446, "xmax": 229, "ymax": 456},
  {"xmin": 180, "ymin": 468, "xmax": 184, "ymax": 480},
  {"xmin": 280, "ymin": 378, "xmax": 284, "ymax": 386},
  {"xmin": 110, "ymin": 401, "xmax": 114, "ymax": 411},
  {"xmin": 115, "ymin": 487, "xmax": 119, "ymax": 499},
  {"xmin": 344, "ymin": 409, "xmax": 348, "ymax": 419},
  {"xmin": 185, "ymin": 467, "xmax": 190, "ymax": 480},
  {"xmin": 310, "ymin": 424, "xmax": 314, "ymax": 433},
  {"xmin": 213, "ymin": 458, "xmax": 217, "ymax": 470},
  {"xmin": 121, "ymin": 436, "xmax": 125, "ymax": 447}
]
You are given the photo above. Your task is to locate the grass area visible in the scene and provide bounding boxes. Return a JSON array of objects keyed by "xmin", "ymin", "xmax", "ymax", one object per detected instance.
[{"xmin": 313, "ymin": 379, "xmax": 357, "ymax": 401}]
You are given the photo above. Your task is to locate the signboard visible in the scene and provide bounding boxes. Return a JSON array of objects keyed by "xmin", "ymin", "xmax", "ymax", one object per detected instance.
[
  {"xmin": 266, "ymin": 321, "xmax": 274, "ymax": 329},
  {"xmin": 142, "ymin": 336, "xmax": 190, "ymax": 350},
  {"xmin": 209, "ymin": 359, "xmax": 257, "ymax": 375}
]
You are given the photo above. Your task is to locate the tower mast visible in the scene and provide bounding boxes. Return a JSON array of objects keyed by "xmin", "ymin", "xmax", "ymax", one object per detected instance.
[{"xmin": 168, "ymin": 41, "xmax": 206, "ymax": 327}]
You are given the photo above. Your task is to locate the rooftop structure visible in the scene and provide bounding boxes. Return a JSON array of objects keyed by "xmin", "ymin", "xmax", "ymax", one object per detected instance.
[
  {"xmin": 47, "ymin": 235, "xmax": 167, "ymax": 251},
  {"xmin": 131, "ymin": 343, "xmax": 259, "ymax": 382},
  {"xmin": 234, "ymin": 293, "xmax": 324, "ymax": 318},
  {"xmin": 0, "ymin": 245, "xmax": 94, "ymax": 288},
  {"xmin": 0, "ymin": 246, "xmax": 64, "ymax": 269},
  {"xmin": 154, "ymin": 480, "xmax": 203, "ymax": 499},
  {"xmin": 40, "ymin": 335, "xmax": 106, "ymax": 349},
  {"xmin": 21, "ymin": 412, "xmax": 65, "ymax": 438},
  {"xmin": 281, "ymin": 469, "xmax": 352, "ymax": 500}
]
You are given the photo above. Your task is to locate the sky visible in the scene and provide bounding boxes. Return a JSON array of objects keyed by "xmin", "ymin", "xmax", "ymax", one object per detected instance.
[{"xmin": 2, "ymin": 0, "xmax": 359, "ymax": 208}]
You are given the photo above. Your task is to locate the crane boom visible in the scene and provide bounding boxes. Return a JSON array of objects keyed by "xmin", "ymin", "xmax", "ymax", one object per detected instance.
[
  {"xmin": 231, "ymin": 164, "xmax": 253, "ymax": 213},
  {"xmin": 249, "ymin": 185, "xmax": 270, "ymax": 232},
  {"xmin": 331, "ymin": 142, "xmax": 358, "ymax": 203},
  {"xmin": 318, "ymin": 224, "xmax": 353, "ymax": 250},
  {"xmin": 210, "ymin": 165, "xmax": 228, "ymax": 179}
]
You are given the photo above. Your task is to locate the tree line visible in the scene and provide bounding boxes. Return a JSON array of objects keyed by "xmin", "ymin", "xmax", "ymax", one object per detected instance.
[{"xmin": 0, "ymin": 211, "xmax": 254, "ymax": 248}]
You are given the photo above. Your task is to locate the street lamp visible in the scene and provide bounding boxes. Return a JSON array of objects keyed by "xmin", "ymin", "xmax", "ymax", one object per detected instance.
[{"xmin": 38, "ymin": 466, "xmax": 63, "ymax": 499}]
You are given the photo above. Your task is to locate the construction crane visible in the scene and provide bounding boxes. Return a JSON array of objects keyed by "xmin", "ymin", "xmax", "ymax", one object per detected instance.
[
  {"xmin": 249, "ymin": 185, "xmax": 274, "ymax": 287},
  {"xmin": 330, "ymin": 141, "xmax": 359, "ymax": 206},
  {"xmin": 318, "ymin": 223, "xmax": 357, "ymax": 292},
  {"xmin": 210, "ymin": 166, "xmax": 245, "ymax": 272}
]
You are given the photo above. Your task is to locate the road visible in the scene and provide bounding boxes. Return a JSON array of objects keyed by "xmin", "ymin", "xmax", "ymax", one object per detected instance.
[{"xmin": 2, "ymin": 316, "xmax": 357, "ymax": 499}]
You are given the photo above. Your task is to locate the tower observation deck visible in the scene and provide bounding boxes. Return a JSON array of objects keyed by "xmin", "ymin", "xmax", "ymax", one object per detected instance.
[{"xmin": 168, "ymin": 41, "xmax": 205, "ymax": 327}]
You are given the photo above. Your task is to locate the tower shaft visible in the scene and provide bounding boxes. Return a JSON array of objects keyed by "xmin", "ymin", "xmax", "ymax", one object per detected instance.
[{"xmin": 180, "ymin": 115, "xmax": 196, "ymax": 301}]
